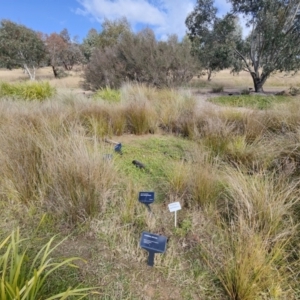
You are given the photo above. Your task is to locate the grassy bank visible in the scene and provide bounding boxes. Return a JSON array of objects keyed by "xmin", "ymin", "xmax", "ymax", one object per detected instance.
[{"xmin": 0, "ymin": 83, "xmax": 299, "ymax": 299}]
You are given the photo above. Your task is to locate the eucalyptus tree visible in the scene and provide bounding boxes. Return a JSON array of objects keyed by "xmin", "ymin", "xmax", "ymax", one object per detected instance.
[
  {"xmin": 45, "ymin": 29, "xmax": 84, "ymax": 77},
  {"xmin": 82, "ymin": 18, "xmax": 131, "ymax": 62},
  {"xmin": 186, "ymin": 0, "xmax": 300, "ymax": 92},
  {"xmin": 186, "ymin": 0, "xmax": 241, "ymax": 81},
  {"xmin": 58, "ymin": 29, "xmax": 84, "ymax": 71},
  {"xmin": 82, "ymin": 28, "xmax": 99, "ymax": 61},
  {"xmin": 0, "ymin": 20, "xmax": 46, "ymax": 80},
  {"xmin": 231, "ymin": 0, "xmax": 300, "ymax": 92},
  {"xmin": 45, "ymin": 32, "xmax": 67, "ymax": 78}
]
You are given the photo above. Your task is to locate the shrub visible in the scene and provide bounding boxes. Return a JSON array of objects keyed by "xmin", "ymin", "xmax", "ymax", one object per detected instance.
[
  {"xmin": 240, "ymin": 88, "xmax": 250, "ymax": 95},
  {"xmin": 84, "ymin": 28, "xmax": 197, "ymax": 90},
  {"xmin": 0, "ymin": 81, "xmax": 55, "ymax": 100},
  {"xmin": 289, "ymin": 86, "xmax": 300, "ymax": 96},
  {"xmin": 211, "ymin": 85, "xmax": 224, "ymax": 93}
]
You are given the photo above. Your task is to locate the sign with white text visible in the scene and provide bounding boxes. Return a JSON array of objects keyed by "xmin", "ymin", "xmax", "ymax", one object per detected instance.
[
  {"xmin": 140, "ymin": 231, "xmax": 167, "ymax": 266},
  {"xmin": 168, "ymin": 202, "xmax": 181, "ymax": 212},
  {"xmin": 139, "ymin": 192, "xmax": 155, "ymax": 204},
  {"xmin": 168, "ymin": 202, "xmax": 181, "ymax": 227}
]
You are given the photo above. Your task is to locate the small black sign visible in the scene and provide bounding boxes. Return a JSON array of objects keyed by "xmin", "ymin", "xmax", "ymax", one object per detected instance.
[
  {"xmin": 114, "ymin": 143, "xmax": 122, "ymax": 153},
  {"xmin": 138, "ymin": 192, "xmax": 155, "ymax": 204},
  {"xmin": 140, "ymin": 231, "xmax": 167, "ymax": 266}
]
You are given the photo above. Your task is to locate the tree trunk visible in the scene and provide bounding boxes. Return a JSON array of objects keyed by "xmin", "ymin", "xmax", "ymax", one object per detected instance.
[
  {"xmin": 207, "ymin": 69, "xmax": 212, "ymax": 81},
  {"xmin": 52, "ymin": 65, "xmax": 59, "ymax": 78},
  {"xmin": 251, "ymin": 72, "xmax": 265, "ymax": 92},
  {"xmin": 63, "ymin": 61, "xmax": 72, "ymax": 71},
  {"xmin": 23, "ymin": 64, "xmax": 35, "ymax": 80}
]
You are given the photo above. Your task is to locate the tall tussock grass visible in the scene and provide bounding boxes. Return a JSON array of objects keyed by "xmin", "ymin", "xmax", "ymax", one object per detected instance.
[
  {"xmin": 165, "ymin": 149, "xmax": 224, "ymax": 208},
  {"xmin": 45, "ymin": 133, "xmax": 119, "ymax": 223},
  {"xmin": 0, "ymin": 115, "xmax": 119, "ymax": 224},
  {"xmin": 124, "ymin": 100, "xmax": 157, "ymax": 134},
  {"xmin": 198, "ymin": 167, "xmax": 299, "ymax": 299},
  {"xmin": 121, "ymin": 83, "xmax": 197, "ymax": 136},
  {"xmin": 79, "ymin": 102, "xmax": 126, "ymax": 136},
  {"xmin": 0, "ymin": 83, "xmax": 300, "ymax": 298}
]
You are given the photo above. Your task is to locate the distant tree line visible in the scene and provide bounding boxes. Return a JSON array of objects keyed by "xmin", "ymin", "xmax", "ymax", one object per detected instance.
[
  {"xmin": 0, "ymin": 20, "xmax": 84, "ymax": 80},
  {"xmin": 1, "ymin": 0, "xmax": 300, "ymax": 92},
  {"xmin": 0, "ymin": 18, "xmax": 198, "ymax": 88}
]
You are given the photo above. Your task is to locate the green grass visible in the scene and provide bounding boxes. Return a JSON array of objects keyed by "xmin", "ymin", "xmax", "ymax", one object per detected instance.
[
  {"xmin": 0, "ymin": 81, "xmax": 56, "ymax": 101},
  {"xmin": 113, "ymin": 136, "xmax": 195, "ymax": 201},
  {"xmin": 211, "ymin": 94, "xmax": 292, "ymax": 109},
  {"xmin": 93, "ymin": 87, "xmax": 121, "ymax": 103}
]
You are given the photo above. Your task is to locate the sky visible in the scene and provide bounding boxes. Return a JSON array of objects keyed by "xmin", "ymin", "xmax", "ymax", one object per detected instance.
[{"xmin": 0, "ymin": 0, "xmax": 233, "ymax": 41}]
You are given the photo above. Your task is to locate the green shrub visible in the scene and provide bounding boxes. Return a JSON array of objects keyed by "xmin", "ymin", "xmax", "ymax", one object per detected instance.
[
  {"xmin": 0, "ymin": 81, "xmax": 55, "ymax": 101},
  {"xmin": 0, "ymin": 228, "xmax": 97, "ymax": 299},
  {"xmin": 93, "ymin": 87, "xmax": 121, "ymax": 103}
]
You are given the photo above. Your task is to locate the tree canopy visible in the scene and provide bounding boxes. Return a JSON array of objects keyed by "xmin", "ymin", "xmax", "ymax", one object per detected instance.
[
  {"xmin": 186, "ymin": 0, "xmax": 300, "ymax": 92},
  {"xmin": 81, "ymin": 18, "xmax": 131, "ymax": 62},
  {"xmin": 45, "ymin": 29, "xmax": 84, "ymax": 78},
  {"xmin": 0, "ymin": 20, "xmax": 46, "ymax": 79},
  {"xmin": 186, "ymin": 1, "xmax": 242, "ymax": 80}
]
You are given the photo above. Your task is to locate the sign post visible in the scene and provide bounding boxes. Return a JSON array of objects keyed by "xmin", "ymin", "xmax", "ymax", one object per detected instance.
[
  {"xmin": 140, "ymin": 231, "xmax": 167, "ymax": 266},
  {"xmin": 138, "ymin": 192, "xmax": 155, "ymax": 213},
  {"xmin": 104, "ymin": 138, "xmax": 122, "ymax": 153},
  {"xmin": 168, "ymin": 202, "xmax": 181, "ymax": 227}
]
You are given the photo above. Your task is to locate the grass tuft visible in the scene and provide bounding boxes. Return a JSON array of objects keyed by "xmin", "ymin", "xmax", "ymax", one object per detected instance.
[
  {"xmin": 0, "ymin": 81, "xmax": 56, "ymax": 101},
  {"xmin": 93, "ymin": 86, "xmax": 121, "ymax": 103}
]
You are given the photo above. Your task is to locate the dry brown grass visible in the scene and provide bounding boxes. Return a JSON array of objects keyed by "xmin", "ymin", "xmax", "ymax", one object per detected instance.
[
  {"xmin": 191, "ymin": 68, "xmax": 300, "ymax": 91},
  {"xmin": 0, "ymin": 73, "xmax": 299, "ymax": 299},
  {"xmin": 199, "ymin": 167, "xmax": 299, "ymax": 300},
  {"xmin": 0, "ymin": 66, "xmax": 83, "ymax": 91}
]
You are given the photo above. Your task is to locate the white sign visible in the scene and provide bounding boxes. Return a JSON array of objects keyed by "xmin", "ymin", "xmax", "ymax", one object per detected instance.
[{"xmin": 168, "ymin": 202, "xmax": 181, "ymax": 212}]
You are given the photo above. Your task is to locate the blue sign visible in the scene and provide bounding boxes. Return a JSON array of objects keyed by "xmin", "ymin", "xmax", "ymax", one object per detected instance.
[
  {"xmin": 114, "ymin": 143, "xmax": 122, "ymax": 153},
  {"xmin": 140, "ymin": 231, "xmax": 167, "ymax": 266},
  {"xmin": 138, "ymin": 192, "xmax": 155, "ymax": 204}
]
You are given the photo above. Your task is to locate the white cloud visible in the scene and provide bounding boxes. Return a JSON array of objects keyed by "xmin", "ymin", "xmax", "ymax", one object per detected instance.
[
  {"xmin": 75, "ymin": 0, "xmax": 195, "ymax": 39},
  {"xmin": 75, "ymin": 0, "xmax": 252, "ymax": 39}
]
